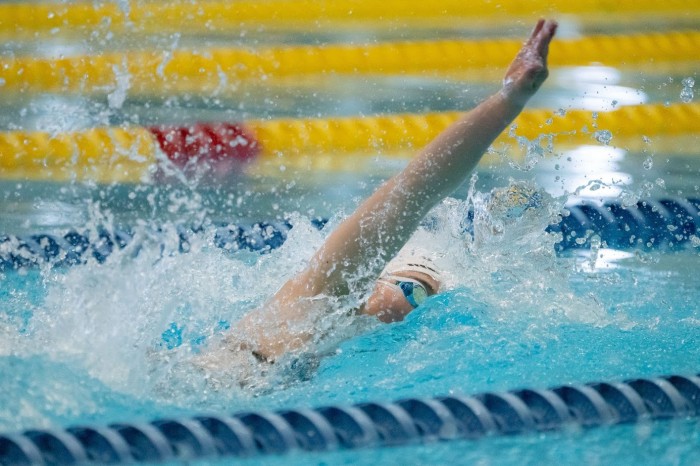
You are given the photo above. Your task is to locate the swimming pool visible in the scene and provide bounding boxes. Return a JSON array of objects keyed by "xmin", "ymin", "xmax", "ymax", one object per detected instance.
[{"xmin": 2, "ymin": 1, "xmax": 700, "ymax": 464}]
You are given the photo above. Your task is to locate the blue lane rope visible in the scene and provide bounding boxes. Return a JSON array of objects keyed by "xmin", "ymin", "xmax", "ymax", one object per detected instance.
[
  {"xmin": 0, "ymin": 219, "xmax": 302, "ymax": 271},
  {"xmin": 549, "ymin": 197, "xmax": 700, "ymax": 251},
  {"xmin": 1, "ymin": 197, "xmax": 698, "ymax": 271},
  {"xmin": 0, "ymin": 199, "xmax": 700, "ymax": 271},
  {"xmin": 1, "ymin": 374, "xmax": 699, "ymax": 464}
]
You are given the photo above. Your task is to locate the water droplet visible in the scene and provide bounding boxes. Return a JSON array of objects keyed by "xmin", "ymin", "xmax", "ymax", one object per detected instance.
[
  {"xmin": 681, "ymin": 77, "xmax": 695, "ymax": 102},
  {"xmin": 690, "ymin": 235, "xmax": 700, "ymax": 247},
  {"xmin": 594, "ymin": 130, "xmax": 613, "ymax": 145},
  {"xmin": 161, "ymin": 322, "xmax": 184, "ymax": 350}
]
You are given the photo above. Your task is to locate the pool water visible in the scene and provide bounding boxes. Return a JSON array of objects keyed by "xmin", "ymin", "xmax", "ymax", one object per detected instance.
[
  {"xmin": 2, "ymin": 5, "xmax": 700, "ymax": 465},
  {"xmin": 1, "ymin": 176, "xmax": 700, "ymax": 464}
]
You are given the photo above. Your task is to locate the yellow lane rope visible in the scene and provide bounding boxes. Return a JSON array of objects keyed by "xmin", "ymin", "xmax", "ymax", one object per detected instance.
[
  {"xmin": 2, "ymin": 0, "xmax": 699, "ymax": 37},
  {"xmin": 2, "ymin": 31, "xmax": 698, "ymax": 95},
  {"xmin": 0, "ymin": 127, "xmax": 157, "ymax": 184},
  {"xmin": 1, "ymin": 103, "xmax": 698, "ymax": 183},
  {"xmin": 249, "ymin": 102, "xmax": 700, "ymax": 157}
]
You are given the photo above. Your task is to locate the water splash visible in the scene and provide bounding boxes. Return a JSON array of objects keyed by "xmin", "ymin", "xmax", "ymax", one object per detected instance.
[
  {"xmin": 408, "ymin": 180, "xmax": 607, "ymax": 325},
  {"xmin": 503, "ymin": 129, "xmax": 554, "ymax": 172},
  {"xmin": 594, "ymin": 129, "xmax": 613, "ymax": 145},
  {"xmin": 0, "ymin": 180, "xmax": 640, "ymax": 423},
  {"xmin": 680, "ymin": 77, "xmax": 695, "ymax": 103},
  {"xmin": 107, "ymin": 59, "xmax": 131, "ymax": 110}
]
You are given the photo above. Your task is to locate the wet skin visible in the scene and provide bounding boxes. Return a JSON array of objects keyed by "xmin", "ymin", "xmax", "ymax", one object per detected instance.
[{"xmin": 362, "ymin": 270, "xmax": 440, "ymax": 323}]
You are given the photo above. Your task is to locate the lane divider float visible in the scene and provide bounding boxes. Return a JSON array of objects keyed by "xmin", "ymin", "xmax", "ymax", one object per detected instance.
[
  {"xmin": 1, "ymin": 198, "xmax": 698, "ymax": 271},
  {"xmin": 2, "ymin": 0, "xmax": 699, "ymax": 38},
  {"xmin": 1, "ymin": 373, "xmax": 699, "ymax": 464},
  {"xmin": 0, "ymin": 102, "xmax": 698, "ymax": 183},
  {"xmin": 2, "ymin": 31, "xmax": 699, "ymax": 95}
]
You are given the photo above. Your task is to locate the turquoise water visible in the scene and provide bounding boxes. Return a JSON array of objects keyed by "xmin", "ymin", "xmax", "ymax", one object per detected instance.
[
  {"xmin": 2, "ymin": 10, "xmax": 700, "ymax": 466},
  {"xmin": 1, "ymin": 179, "xmax": 700, "ymax": 464}
]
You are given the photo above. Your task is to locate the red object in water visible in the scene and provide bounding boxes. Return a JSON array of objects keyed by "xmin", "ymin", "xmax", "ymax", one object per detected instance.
[{"xmin": 149, "ymin": 123, "xmax": 260, "ymax": 171}]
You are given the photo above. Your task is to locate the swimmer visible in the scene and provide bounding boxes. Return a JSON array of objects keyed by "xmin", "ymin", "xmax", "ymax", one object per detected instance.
[{"xmin": 200, "ymin": 20, "xmax": 558, "ymax": 381}]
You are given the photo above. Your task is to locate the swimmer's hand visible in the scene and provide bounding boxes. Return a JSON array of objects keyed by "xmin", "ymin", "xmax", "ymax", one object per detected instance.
[{"xmin": 501, "ymin": 19, "xmax": 558, "ymax": 106}]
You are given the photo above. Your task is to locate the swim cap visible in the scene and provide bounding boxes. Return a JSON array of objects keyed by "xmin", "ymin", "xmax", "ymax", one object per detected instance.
[{"xmin": 380, "ymin": 247, "xmax": 442, "ymax": 291}]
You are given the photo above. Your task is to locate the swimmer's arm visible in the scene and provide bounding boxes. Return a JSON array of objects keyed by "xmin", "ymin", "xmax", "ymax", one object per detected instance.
[
  {"xmin": 235, "ymin": 20, "xmax": 557, "ymax": 360},
  {"xmin": 311, "ymin": 19, "xmax": 558, "ymax": 288},
  {"xmin": 401, "ymin": 19, "xmax": 557, "ymax": 203}
]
